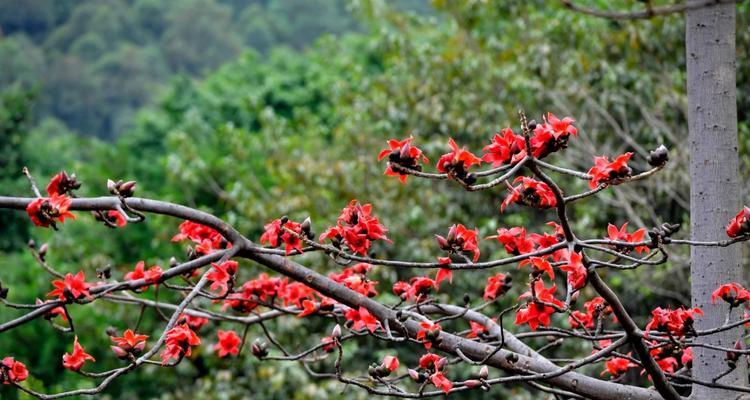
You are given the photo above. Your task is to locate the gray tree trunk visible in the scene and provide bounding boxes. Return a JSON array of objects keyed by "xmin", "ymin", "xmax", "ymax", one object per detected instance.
[{"xmin": 686, "ymin": 1, "xmax": 747, "ymax": 398}]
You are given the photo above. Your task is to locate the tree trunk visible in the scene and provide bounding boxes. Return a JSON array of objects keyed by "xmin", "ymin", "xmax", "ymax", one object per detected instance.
[{"xmin": 686, "ymin": 1, "xmax": 747, "ymax": 398}]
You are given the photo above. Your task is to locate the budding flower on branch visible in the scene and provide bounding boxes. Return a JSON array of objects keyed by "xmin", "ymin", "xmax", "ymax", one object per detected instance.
[
  {"xmin": 647, "ymin": 144, "xmax": 669, "ymax": 167},
  {"xmin": 377, "ymin": 137, "xmax": 429, "ymax": 183}
]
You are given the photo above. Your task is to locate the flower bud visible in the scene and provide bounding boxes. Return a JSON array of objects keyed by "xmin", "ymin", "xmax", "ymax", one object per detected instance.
[
  {"xmin": 106, "ymin": 326, "xmax": 118, "ymax": 336},
  {"xmin": 527, "ymin": 119, "xmax": 537, "ymax": 131},
  {"xmin": 118, "ymin": 181, "xmax": 137, "ymax": 197},
  {"xmin": 408, "ymin": 368, "xmax": 422, "ymax": 382},
  {"xmin": 107, "ymin": 179, "xmax": 117, "ymax": 194},
  {"xmin": 0, "ymin": 287, "xmax": 8, "ymax": 299},
  {"xmin": 647, "ymin": 145, "xmax": 669, "ymax": 167},
  {"xmin": 436, "ymin": 357, "xmax": 448, "ymax": 371},
  {"xmin": 477, "ymin": 365, "xmax": 489, "ymax": 379},
  {"xmin": 331, "ymin": 324, "xmax": 342, "ymax": 339},
  {"xmin": 39, "ymin": 243, "xmax": 48, "ymax": 258},
  {"xmin": 463, "ymin": 379, "xmax": 483, "ymax": 389},
  {"xmin": 27, "ymin": 239, "xmax": 35, "ymax": 248},
  {"xmin": 169, "ymin": 257, "xmax": 178, "ymax": 268},
  {"xmin": 111, "ymin": 345, "xmax": 129, "ymax": 359},
  {"xmin": 435, "ymin": 235, "xmax": 450, "ymax": 250},
  {"xmin": 251, "ymin": 339, "xmax": 268, "ymax": 358},
  {"xmin": 464, "ymin": 173, "xmax": 477, "ymax": 185}
]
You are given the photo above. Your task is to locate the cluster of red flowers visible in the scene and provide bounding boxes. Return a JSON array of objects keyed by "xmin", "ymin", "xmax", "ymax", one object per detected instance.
[
  {"xmin": 26, "ymin": 194, "xmax": 76, "ymax": 228},
  {"xmin": 415, "ymin": 321, "xmax": 442, "ymax": 349},
  {"xmin": 62, "ymin": 336, "xmax": 96, "ymax": 371},
  {"xmin": 501, "ymin": 176, "xmax": 557, "ymax": 212},
  {"xmin": 569, "ymin": 297, "xmax": 614, "ymax": 330},
  {"xmin": 377, "ymin": 137, "xmax": 430, "ymax": 183},
  {"xmin": 392, "ymin": 276, "xmax": 438, "ymax": 302},
  {"xmin": 124, "ymin": 261, "xmax": 163, "ymax": 290},
  {"xmin": 529, "ymin": 113, "xmax": 578, "ymax": 159},
  {"xmin": 110, "ymin": 329, "xmax": 148, "ymax": 359},
  {"xmin": 47, "ymin": 271, "xmax": 92, "ymax": 301},
  {"xmin": 644, "ymin": 306, "xmax": 703, "ymax": 338},
  {"xmin": 489, "ymin": 223, "xmax": 565, "ymax": 257},
  {"xmin": 466, "ymin": 320, "xmax": 492, "ymax": 339},
  {"xmin": 559, "ymin": 250, "xmax": 587, "ymax": 290},
  {"xmin": 712, "ymin": 282, "xmax": 750, "ymax": 308},
  {"xmin": 435, "ymin": 224, "xmax": 480, "ymax": 265},
  {"xmin": 259, "ymin": 217, "xmax": 305, "ymax": 255},
  {"xmin": 726, "ymin": 206, "xmax": 750, "ymax": 238},
  {"xmin": 602, "ymin": 354, "xmax": 637, "ymax": 378},
  {"xmin": 483, "ymin": 273, "xmax": 512, "ymax": 301},
  {"xmin": 436, "ymin": 138, "xmax": 483, "ymax": 179},
  {"xmin": 1, "ymin": 357, "xmax": 28, "ymax": 384},
  {"xmin": 606, "ymin": 222, "xmax": 649, "ymax": 254},
  {"xmin": 329, "ymin": 263, "xmax": 378, "ymax": 298},
  {"xmin": 409, "ymin": 353, "xmax": 453, "ymax": 393},
  {"xmin": 172, "ymin": 220, "xmax": 231, "ymax": 255},
  {"xmin": 214, "ymin": 330, "xmax": 241, "ymax": 358},
  {"xmin": 587, "ymin": 153, "xmax": 633, "ymax": 188},
  {"xmin": 179, "ymin": 313, "xmax": 209, "ymax": 331},
  {"xmin": 320, "ymin": 200, "xmax": 390, "ymax": 255},
  {"xmin": 344, "ymin": 306, "xmax": 380, "ymax": 332},
  {"xmin": 515, "ymin": 280, "xmax": 564, "ymax": 330},
  {"xmin": 482, "ymin": 128, "xmax": 526, "ymax": 167},
  {"xmin": 160, "ymin": 323, "xmax": 201, "ymax": 364},
  {"xmin": 206, "ymin": 260, "xmax": 239, "ymax": 296}
]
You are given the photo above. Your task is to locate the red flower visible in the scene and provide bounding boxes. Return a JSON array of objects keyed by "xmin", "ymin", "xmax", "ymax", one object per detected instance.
[
  {"xmin": 62, "ymin": 336, "xmax": 95, "ymax": 371},
  {"xmin": 726, "ymin": 207, "xmax": 750, "ymax": 238},
  {"xmin": 206, "ymin": 260, "xmax": 238, "ymax": 296},
  {"xmin": 172, "ymin": 220, "xmax": 231, "ymax": 255},
  {"xmin": 344, "ymin": 306, "xmax": 380, "ymax": 332},
  {"xmin": 431, "ymin": 372, "xmax": 454, "ymax": 393},
  {"xmin": 111, "ymin": 329, "xmax": 148, "ymax": 358},
  {"xmin": 259, "ymin": 218, "xmax": 305, "ymax": 255},
  {"xmin": 466, "ymin": 320, "xmax": 491, "ymax": 339},
  {"xmin": 560, "ymin": 251, "xmax": 587, "ymax": 290},
  {"xmin": 160, "ymin": 324, "xmax": 201, "ymax": 364},
  {"xmin": 515, "ymin": 280, "xmax": 563, "ymax": 330},
  {"xmin": 587, "ymin": 153, "xmax": 633, "ymax": 188},
  {"xmin": 436, "ymin": 138, "xmax": 482, "ymax": 175},
  {"xmin": 382, "ymin": 355, "xmax": 399, "ymax": 372},
  {"xmin": 488, "ymin": 227, "xmax": 534, "ymax": 255},
  {"xmin": 416, "ymin": 322, "xmax": 442, "ymax": 349},
  {"xmin": 105, "ymin": 210, "xmax": 127, "ymax": 227},
  {"xmin": 530, "ymin": 113, "xmax": 578, "ymax": 159},
  {"xmin": 26, "ymin": 194, "xmax": 76, "ymax": 228},
  {"xmin": 501, "ymin": 176, "xmax": 557, "ymax": 212},
  {"xmin": 418, "ymin": 353, "xmax": 445, "ymax": 370},
  {"xmin": 179, "ymin": 313, "xmax": 209, "ymax": 330},
  {"xmin": 35, "ymin": 298, "xmax": 68, "ymax": 322},
  {"xmin": 645, "ymin": 306, "xmax": 703, "ymax": 338},
  {"xmin": 124, "ymin": 261, "xmax": 163, "ymax": 289},
  {"xmin": 712, "ymin": 282, "xmax": 750, "ymax": 307},
  {"xmin": 483, "ymin": 273, "xmax": 512, "ymax": 301},
  {"xmin": 602, "ymin": 356, "xmax": 636, "ymax": 377},
  {"xmin": 392, "ymin": 276, "xmax": 438, "ymax": 302},
  {"xmin": 47, "ymin": 271, "xmax": 91, "ymax": 301},
  {"xmin": 681, "ymin": 347, "xmax": 693, "ymax": 368},
  {"xmin": 607, "ymin": 222, "xmax": 649, "ymax": 254},
  {"xmin": 521, "ymin": 257, "xmax": 555, "ymax": 280},
  {"xmin": 320, "ymin": 200, "xmax": 390, "ymax": 256},
  {"xmin": 435, "ymin": 224, "xmax": 480, "ymax": 262},
  {"xmin": 1, "ymin": 357, "xmax": 29, "ymax": 384},
  {"xmin": 482, "ymin": 128, "xmax": 526, "ymax": 167},
  {"xmin": 46, "ymin": 171, "xmax": 79, "ymax": 196},
  {"xmin": 214, "ymin": 330, "xmax": 241, "ymax": 358},
  {"xmin": 377, "ymin": 137, "xmax": 429, "ymax": 183},
  {"xmin": 569, "ymin": 310, "xmax": 593, "ymax": 329},
  {"xmin": 329, "ymin": 263, "xmax": 378, "ymax": 298}
]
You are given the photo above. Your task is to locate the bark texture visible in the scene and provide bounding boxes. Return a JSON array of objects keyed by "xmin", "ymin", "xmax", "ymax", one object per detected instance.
[{"xmin": 686, "ymin": 1, "xmax": 747, "ymax": 398}]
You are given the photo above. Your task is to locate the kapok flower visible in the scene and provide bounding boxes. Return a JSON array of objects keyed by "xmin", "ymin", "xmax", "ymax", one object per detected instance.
[
  {"xmin": 47, "ymin": 271, "xmax": 91, "ymax": 301},
  {"xmin": 606, "ymin": 222, "xmax": 649, "ymax": 254},
  {"xmin": 124, "ymin": 261, "xmax": 163, "ymax": 289},
  {"xmin": 46, "ymin": 171, "xmax": 80, "ymax": 196},
  {"xmin": 416, "ymin": 322, "xmax": 442, "ymax": 349},
  {"xmin": 515, "ymin": 280, "xmax": 563, "ymax": 330},
  {"xmin": 501, "ymin": 176, "xmax": 557, "ymax": 212},
  {"xmin": 602, "ymin": 356, "xmax": 637, "ymax": 377},
  {"xmin": 111, "ymin": 329, "xmax": 148, "ymax": 358},
  {"xmin": 214, "ymin": 330, "xmax": 241, "ymax": 358},
  {"xmin": 172, "ymin": 220, "xmax": 231, "ymax": 255},
  {"xmin": 392, "ymin": 276, "xmax": 437, "ymax": 302},
  {"xmin": 1, "ymin": 357, "xmax": 28, "ymax": 384},
  {"xmin": 377, "ymin": 137, "xmax": 430, "ymax": 183},
  {"xmin": 521, "ymin": 257, "xmax": 555, "ymax": 280},
  {"xmin": 179, "ymin": 313, "xmax": 209, "ymax": 331},
  {"xmin": 587, "ymin": 153, "xmax": 633, "ymax": 188},
  {"xmin": 103, "ymin": 210, "xmax": 127, "ymax": 227},
  {"xmin": 260, "ymin": 218, "xmax": 305, "ymax": 255},
  {"xmin": 36, "ymin": 298, "xmax": 68, "ymax": 322},
  {"xmin": 160, "ymin": 324, "xmax": 201, "ymax": 364},
  {"xmin": 344, "ymin": 306, "xmax": 380, "ymax": 333},
  {"xmin": 436, "ymin": 138, "xmax": 482, "ymax": 178},
  {"xmin": 435, "ymin": 224, "xmax": 481, "ymax": 262},
  {"xmin": 483, "ymin": 273, "xmax": 512, "ymax": 301},
  {"xmin": 329, "ymin": 263, "xmax": 378, "ymax": 298},
  {"xmin": 320, "ymin": 200, "xmax": 390, "ymax": 256},
  {"xmin": 712, "ymin": 282, "xmax": 750, "ymax": 307},
  {"xmin": 26, "ymin": 194, "xmax": 76, "ymax": 228},
  {"xmin": 645, "ymin": 306, "xmax": 703, "ymax": 338},
  {"xmin": 726, "ymin": 206, "xmax": 750, "ymax": 238},
  {"xmin": 206, "ymin": 260, "xmax": 238, "ymax": 296},
  {"xmin": 482, "ymin": 128, "xmax": 526, "ymax": 167},
  {"xmin": 530, "ymin": 113, "xmax": 578, "ymax": 159},
  {"xmin": 487, "ymin": 227, "xmax": 534, "ymax": 255},
  {"xmin": 559, "ymin": 251, "xmax": 587, "ymax": 290},
  {"xmin": 62, "ymin": 336, "xmax": 95, "ymax": 371},
  {"xmin": 382, "ymin": 355, "xmax": 399, "ymax": 372}
]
